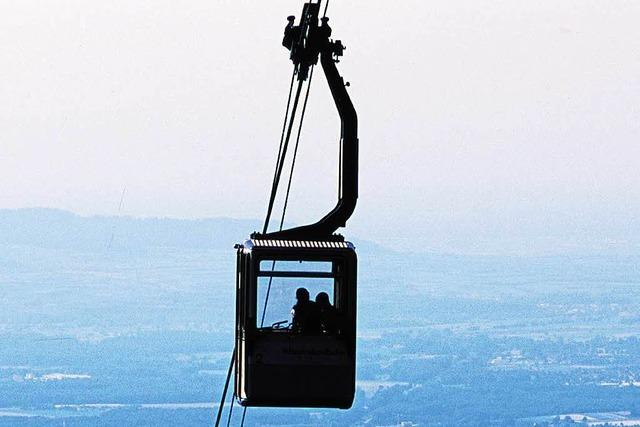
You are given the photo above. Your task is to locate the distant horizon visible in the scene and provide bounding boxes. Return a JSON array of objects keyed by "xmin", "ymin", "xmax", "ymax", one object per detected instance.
[{"xmin": 2, "ymin": 206, "xmax": 638, "ymax": 258}]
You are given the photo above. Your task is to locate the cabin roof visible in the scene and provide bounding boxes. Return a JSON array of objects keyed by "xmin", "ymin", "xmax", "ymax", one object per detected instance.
[{"xmin": 242, "ymin": 239, "xmax": 354, "ymax": 250}]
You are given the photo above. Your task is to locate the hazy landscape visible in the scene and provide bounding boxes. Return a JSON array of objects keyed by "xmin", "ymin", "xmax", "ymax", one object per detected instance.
[{"xmin": 1, "ymin": 208, "xmax": 640, "ymax": 426}]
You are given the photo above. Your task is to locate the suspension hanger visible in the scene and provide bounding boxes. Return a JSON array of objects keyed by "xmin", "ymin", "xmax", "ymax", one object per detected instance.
[{"xmin": 254, "ymin": 0, "xmax": 358, "ymax": 242}]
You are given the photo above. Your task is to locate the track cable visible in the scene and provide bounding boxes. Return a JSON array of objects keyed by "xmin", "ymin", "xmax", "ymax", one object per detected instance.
[{"xmin": 214, "ymin": 1, "xmax": 328, "ymax": 425}]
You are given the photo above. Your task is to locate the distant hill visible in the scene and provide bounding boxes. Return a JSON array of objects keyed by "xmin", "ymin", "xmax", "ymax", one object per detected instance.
[
  {"xmin": 0, "ymin": 208, "xmax": 261, "ymax": 252},
  {"xmin": 0, "ymin": 208, "xmax": 396, "ymax": 257}
]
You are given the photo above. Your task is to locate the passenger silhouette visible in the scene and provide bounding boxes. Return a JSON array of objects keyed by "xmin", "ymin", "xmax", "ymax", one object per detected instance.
[
  {"xmin": 315, "ymin": 292, "xmax": 339, "ymax": 334},
  {"xmin": 291, "ymin": 287, "xmax": 321, "ymax": 334}
]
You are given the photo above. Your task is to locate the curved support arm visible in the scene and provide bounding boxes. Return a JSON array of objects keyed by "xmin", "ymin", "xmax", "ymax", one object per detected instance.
[{"xmin": 256, "ymin": 47, "xmax": 358, "ymax": 241}]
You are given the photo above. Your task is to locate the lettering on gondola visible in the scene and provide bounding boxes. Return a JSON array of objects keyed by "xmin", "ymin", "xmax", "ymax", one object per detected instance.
[{"xmin": 282, "ymin": 346, "xmax": 347, "ymax": 357}]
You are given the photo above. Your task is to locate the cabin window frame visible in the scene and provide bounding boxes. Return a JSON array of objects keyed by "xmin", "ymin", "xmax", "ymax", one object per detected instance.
[{"xmin": 248, "ymin": 252, "xmax": 349, "ymax": 332}]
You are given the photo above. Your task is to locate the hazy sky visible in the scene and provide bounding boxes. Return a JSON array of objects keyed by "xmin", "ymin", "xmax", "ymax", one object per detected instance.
[{"xmin": 2, "ymin": 1, "xmax": 639, "ymax": 254}]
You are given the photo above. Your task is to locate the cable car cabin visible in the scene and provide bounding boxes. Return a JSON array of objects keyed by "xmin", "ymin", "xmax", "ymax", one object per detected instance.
[
  {"xmin": 235, "ymin": 238, "xmax": 357, "ymax": 409},
  {"xmin": 228, "ymin": 2, "xmax": 360, "ymax": 412}
]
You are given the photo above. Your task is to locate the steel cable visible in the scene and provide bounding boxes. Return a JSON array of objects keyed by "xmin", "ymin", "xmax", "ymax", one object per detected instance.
[{"xmin": 217, "ymin": 2, "xmax": 330, "ymax": 425}]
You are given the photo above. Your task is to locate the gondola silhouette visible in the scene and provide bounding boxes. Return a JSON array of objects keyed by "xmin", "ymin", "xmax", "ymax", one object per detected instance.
[{"xmin": 233, "ymin": 0, "xmax": 359, "ymax": 411}]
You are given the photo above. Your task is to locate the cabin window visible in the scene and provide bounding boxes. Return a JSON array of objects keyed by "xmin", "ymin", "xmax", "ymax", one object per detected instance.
[{"xmin": 255, "ymin": 259, "xmax": 341, "ymax": 333}]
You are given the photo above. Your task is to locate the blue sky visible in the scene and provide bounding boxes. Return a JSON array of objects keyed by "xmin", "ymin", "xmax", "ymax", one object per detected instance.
[{"xmin": 2, "ymin": 0, "xmax": 639, "ymax": 255}]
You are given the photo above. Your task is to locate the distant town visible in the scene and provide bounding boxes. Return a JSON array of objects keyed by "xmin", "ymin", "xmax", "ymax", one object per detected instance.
[{"xmin": 1, "ymin": 209, "xmax": 639, "ymax": 426}]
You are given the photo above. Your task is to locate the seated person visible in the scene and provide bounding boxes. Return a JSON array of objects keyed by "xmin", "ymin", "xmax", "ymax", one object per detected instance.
[
  {"xmin": 315, "ymin": 291, "xmax": 339, "ymax": 334},
  {"xmin": 291, "ymin": 287, "xmax": 321, "ymax": 334}
]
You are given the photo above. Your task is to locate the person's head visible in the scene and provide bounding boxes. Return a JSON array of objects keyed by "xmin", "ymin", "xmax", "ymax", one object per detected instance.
[
  {"xmin": 315, "ymin": 292, "xmax": 330, "ymax": 306},
  {"xmin": 295, "ymin": 287, "xmax": 310, "ymax": 302}
]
